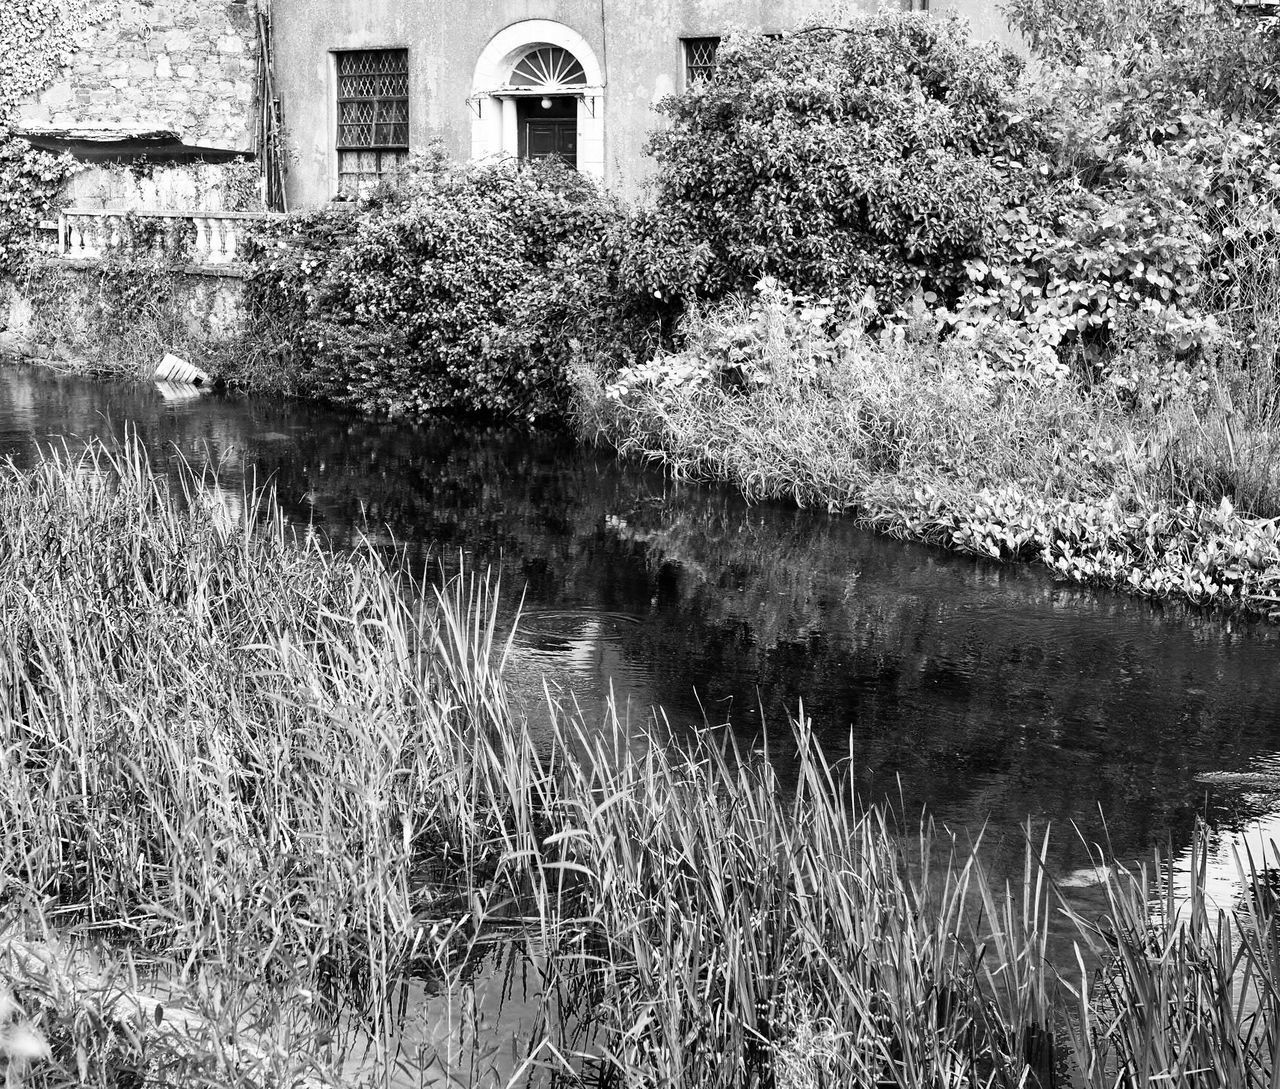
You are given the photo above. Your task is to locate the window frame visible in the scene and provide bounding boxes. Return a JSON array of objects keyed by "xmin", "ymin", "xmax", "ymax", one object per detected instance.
[
  {"xmin": 331, "ymin": 46, "xmax": 411, "ymax": 198},
  {"xmin": 681, "ymin": 37, "xmax": 721, "ymax": 88}
]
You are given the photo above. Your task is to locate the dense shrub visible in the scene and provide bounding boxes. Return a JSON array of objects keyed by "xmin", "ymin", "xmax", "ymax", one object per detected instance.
[
  {"xmin": 643, "ymin": 14, "xmax": 1039, "ymax": 308},
  {"xmin": 243, "ymin": 157, "xmax": 654, "ymax": 424},
  {"xmin": 943, "ymin": 0, "xmax": 1280, "ymax": 383},
  {"xmin": 633, "ymin": 7, "xmax": 1280, "ymax": 402}
]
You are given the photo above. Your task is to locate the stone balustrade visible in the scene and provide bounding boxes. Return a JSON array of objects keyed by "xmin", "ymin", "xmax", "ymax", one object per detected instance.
[{"xmin": 57, "ymin": 208, "xmax": 283, "ymax": 268}]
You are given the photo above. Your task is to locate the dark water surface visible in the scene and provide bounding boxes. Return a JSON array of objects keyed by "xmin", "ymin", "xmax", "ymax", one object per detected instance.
[{"xmin": 4, "ymin": 361, "xmax": 1280, "ymax": 887}]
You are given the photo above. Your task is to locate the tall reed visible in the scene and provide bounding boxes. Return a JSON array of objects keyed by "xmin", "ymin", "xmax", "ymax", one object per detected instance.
[{"xmin": 0, "ymin": 439, "xmax": 1277, "ymax": 1087}]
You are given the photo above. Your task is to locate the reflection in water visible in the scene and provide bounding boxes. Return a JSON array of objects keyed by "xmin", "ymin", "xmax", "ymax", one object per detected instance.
[
  {"xmin": 1170, "ymin": 813, "xmax": 1280, "ymax": 916},
  {"xmin": 2, "ymin": 363, "xmax": 1280, "ymax": 884},
  {"xmin": 1168, "ymin": 757, "xmax": 1280, "ymax": 917},
  {"xmin": 336, "ymin": 944, "xmax": 563, "ymax": 1088}
]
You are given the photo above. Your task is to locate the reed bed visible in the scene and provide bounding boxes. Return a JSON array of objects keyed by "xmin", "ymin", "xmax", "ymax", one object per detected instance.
[{"xmin": 0, "ymin": 439, "xmax": 1276, "ymax": 1087}]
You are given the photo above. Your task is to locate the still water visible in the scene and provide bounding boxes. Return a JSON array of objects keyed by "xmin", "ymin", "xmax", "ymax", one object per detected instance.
[{"xmin": 4, "ymin": 362, "xmax": 1280, "ymax": 881}]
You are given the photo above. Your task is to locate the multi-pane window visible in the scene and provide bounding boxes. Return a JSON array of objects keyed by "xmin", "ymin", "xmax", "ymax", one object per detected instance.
[
  {"xmin": 336, "ymin": 49, "xmax": 409, "ymax": 197},
  {"xmin": 683, "ymin": 37, "xmax": 720, "ymax": 85}
]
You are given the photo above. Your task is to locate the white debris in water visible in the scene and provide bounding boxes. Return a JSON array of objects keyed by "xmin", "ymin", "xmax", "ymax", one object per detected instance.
[
  {"xmin": 1058, "ymin": 864, "xmax": 1117, "ymax": 888},
  {"xmin": 154, "ymin": 353, "xmax": 210, "ymax": 386}
]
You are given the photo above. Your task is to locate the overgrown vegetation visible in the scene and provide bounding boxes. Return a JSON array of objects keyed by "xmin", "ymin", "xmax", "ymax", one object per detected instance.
[
  {"xmin": 581, "ymin": 278, "xmax": 1280, "ymax": 614},
  {"xmin": 639, "ymin": 15, "xmax": 1035, "ymax": 307},
  {"xmin": 0, "ymin": 0, "xmax": 108, "ymax": 278},
  {"xmin": 577, "ymin": 2, "xmax": 1280, "ymax": 617},
  {"xmin": 0, "ymin": 140, "xmax": 78, "ymax": 278},
  {"xmin": 18, "ymin": 253, "xmax": 238, "ymax": 380},
  {"xmin": 2, "ymin": 441, "xmax": 1280, "ymax": 1087}
]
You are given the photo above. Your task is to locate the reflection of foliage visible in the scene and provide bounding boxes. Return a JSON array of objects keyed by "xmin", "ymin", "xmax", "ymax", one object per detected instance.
[{"xmin": 602, "ymin": 503, "xmax": 861, "ymax": 654}]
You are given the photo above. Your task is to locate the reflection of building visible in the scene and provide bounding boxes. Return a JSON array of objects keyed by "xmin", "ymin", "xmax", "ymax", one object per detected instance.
[{"xmin": 270, "ymin": 0, "xmax": 1019, "ymax": 205}]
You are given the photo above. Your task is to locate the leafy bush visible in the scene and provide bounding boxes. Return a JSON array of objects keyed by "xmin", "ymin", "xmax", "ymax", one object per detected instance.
[
  {"xmin": 244, "ymin": 157, "xmax": 655, "ymax": 424},
  {"xmin": 941, "ymin": 132, "xmax": 1225, "ymax": 379},
  {"xmin": 642, "ymin": 14, "xmax": 1038, "ymax": 308},
  {"xmin": 606, "ymin": 277, "xmax": 841, "ymax": 398}
]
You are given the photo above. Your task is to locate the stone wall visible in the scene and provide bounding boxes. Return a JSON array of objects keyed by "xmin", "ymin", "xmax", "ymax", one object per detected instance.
[
  {"xmin": 0, "ymin": 263, "xmax": 249, "ymax": 369},
  {"xmin": 14, "ymin": 0, "xmax": 259, "ymax": 152}
]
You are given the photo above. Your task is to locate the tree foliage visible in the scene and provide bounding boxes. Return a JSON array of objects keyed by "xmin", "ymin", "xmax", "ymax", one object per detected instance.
[{"xmin": 1002, "ymin": 0, "xmax": 1280, "ymax": 119}]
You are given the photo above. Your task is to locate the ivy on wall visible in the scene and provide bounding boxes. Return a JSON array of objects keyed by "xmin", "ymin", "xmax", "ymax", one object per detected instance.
[
  {"xmin": 0, "ymin": 142, "xmax": 78, "ymax": 277},
  {"xmin": 0, "ymin": 0, "xmax": 119, "ymax": 128}
]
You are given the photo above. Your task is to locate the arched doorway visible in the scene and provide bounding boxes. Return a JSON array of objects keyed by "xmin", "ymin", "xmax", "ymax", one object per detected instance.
[
  {"xmin": 470, "ymin": 21, "xmax": 605, "ymax": 180},
  {"xmin": 511, "ymin": 47, "xmax": 584, "ymax": 167}
]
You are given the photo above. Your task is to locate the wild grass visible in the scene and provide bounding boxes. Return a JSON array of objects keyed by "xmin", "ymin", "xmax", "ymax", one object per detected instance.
[{"xmin": 1, "ymin": 440, "xmax": 1279, "ymax": 1086}]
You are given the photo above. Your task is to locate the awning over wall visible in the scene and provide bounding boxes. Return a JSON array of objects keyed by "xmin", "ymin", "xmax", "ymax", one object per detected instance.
[{"xmin": 13, "ymin": 125, "xmax": 252, "ymax": 164}]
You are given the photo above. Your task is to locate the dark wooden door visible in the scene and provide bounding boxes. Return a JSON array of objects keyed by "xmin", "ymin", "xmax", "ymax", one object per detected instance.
[{"xmin": 524, "ymin": 120, "xmax": 577, "ymax": 168}]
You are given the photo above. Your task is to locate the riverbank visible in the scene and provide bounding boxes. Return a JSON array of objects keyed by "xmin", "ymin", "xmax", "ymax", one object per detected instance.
[
  {"xmin": 0, "ymin": 438, "xmax": 1277, "ymax": 1087},
  {"xmin": 577, "ymin": 285, "xmax": 1280, "ymax": 621}
]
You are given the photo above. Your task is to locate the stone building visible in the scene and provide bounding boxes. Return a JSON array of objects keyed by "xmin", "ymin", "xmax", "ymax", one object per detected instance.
[
  {"xmin": 272, "ymin": 0, "xmax": 1018, "ymax": 208},
  {"xmin": 10, "ymin": 0, "xmax": 1015, "ymax": 212}
]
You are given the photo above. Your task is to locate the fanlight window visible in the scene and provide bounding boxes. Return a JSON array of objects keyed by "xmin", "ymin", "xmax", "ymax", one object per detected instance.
[{"xmin": 510, "ymin": 46, "xmax": 587, "ymax": 89}]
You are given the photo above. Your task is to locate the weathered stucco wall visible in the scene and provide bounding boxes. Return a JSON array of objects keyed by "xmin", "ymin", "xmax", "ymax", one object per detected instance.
[
  {"xmin": 271, "ymin": 0, "xmax": 1022, "ymax": 208},
  {"xmin": 14, "ymin": 0, "xmax": 259, "ymax": 152}
]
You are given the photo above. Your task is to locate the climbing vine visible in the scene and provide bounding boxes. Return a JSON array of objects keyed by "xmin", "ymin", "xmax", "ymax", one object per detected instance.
[
  {"xmin": 0, "ymin": 1, "xmax": 117, "ymax": 277},
  {"xmin": 0, "ymin": 0, "xmax": 118, "ymax": 127},
  {"xmin": 0, "ymin": 141, "xmax": 78, "ymax": 276}
]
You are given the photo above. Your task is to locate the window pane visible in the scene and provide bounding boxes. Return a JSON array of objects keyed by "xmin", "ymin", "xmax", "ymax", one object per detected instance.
[
  {"xmin": 336, "ymin": 48, "xmax": 409, "ymax": 159},
  {"xmin": 510, "ymin": 46, "xmax": 588, "ymax": 88},
  {"xmin": 683, "ymin": 37, "xmax": 720, "ymax": 84}
]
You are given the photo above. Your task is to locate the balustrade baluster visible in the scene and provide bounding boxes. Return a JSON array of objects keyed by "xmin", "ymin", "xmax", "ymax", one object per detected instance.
[
  {"xmin": 52, "ymin": 209, "xmax": 273, "ymax": 266},
  {"xmin": 210, "ymin": 218, "xmax": 227, "ymax": 263},
  {"xmin": 86, "ymin": 216, "xmax": 103, "ymax": 259}
]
